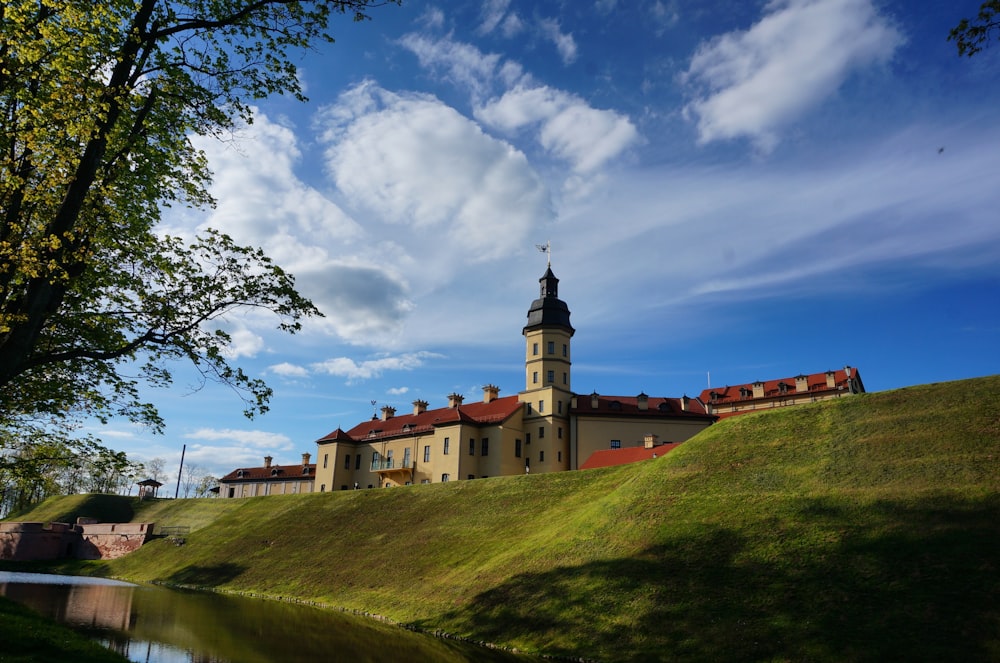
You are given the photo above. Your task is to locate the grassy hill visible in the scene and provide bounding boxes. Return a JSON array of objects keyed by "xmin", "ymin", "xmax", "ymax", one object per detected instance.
[{"xmin": 9, "ymin": 375, "xmax": 1000, "ymax": 662}]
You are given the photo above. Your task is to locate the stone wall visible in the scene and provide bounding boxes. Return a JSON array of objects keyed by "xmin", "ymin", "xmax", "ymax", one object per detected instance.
[{"xmin": 0, "ymin": 520, "xmax": 155, "ymax": 561}]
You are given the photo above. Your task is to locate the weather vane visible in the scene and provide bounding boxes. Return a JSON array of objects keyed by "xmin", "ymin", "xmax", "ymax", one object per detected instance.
[{"xmin": 535, "ymin": 240, "xmax": 551, "ymax": 266}]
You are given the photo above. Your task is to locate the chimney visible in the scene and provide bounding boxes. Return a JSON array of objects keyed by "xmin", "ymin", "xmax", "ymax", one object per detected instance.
[
  {"xmin": 752, "ymin": 381, "xmax": 765, "ymax": 398},
  {"xmin": 264, "ymin": 455, "xmax": 273, "ymax": 469},
  {"xmin": 591, "ymin": 391, "xmax": 599, "ymax": 409},
  {"xmin": 680, "ymin": 395, "xmax": 690, "ymax": 411},
  {"xmin": 301, "ymin": 453, "xmax": 311, "ymax": 466},
  {"xmin": 637, "ymin": 392, "xmax": 648, "ymax": 411},
  {"xmin": 381, "ymin": 405, "xmax": 396, "ymax": 421},
  {"xmin": 412, "ymin": 399, "xmax": 428, "ymax": 416},
  {"xmin": 643, "ymin": 433, "xmax": 659, "ymax": 449},
  {"xmin": 482, "ymin": 384, "xmax": 500, "ymax": 403},
  {"xmin": 795, "ymin": 374, "xmax": 809, "ymax": 392},
  {"xmin": 448, "ymin": 393, "xmax": 464, "ymax": 408},
  {"xmin": 826, "ymin": 371, "xmax": 836, "ymax": 388}
]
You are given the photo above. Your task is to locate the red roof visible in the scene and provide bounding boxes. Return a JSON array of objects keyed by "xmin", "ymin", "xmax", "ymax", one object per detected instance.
[
  {"xmin": 580, "ymin": 442, "xmax": 683, "ymax": 470},
  {"xmin": 220, "ymin": 463, "xmax": 315, "ymax": 483},
  {"xmin": 319, "ymin": 395, "xmax": 525, "ymax": 444},
  {"xmin": 698, "ymin": 367, "xmax": 864, "ymax": 411},
  {"xmin": 572, "ymin": 394, "xmax": 712, "ymax": 419}
]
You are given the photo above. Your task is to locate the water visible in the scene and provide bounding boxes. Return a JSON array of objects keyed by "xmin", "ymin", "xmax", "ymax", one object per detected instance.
[{"xmin": 0, "ymin": 571, "xmax": 537, "ymax": 662}]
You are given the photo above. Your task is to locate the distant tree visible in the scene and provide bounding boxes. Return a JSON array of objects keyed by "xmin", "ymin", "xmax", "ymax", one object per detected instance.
[
  {"xmin": 195, "ymin": 474, "xmax": 220, "ymax": 498},
  {"xmin": 0, "ymin": 0, "xmax": 399, "ymax": 437},
  {"xmin": 950, "ymin": 1, "xmax": 1000, "ymax": 56},
  {"xmin": 181, "ymin": 462, "xmax": 203, "ymax": 498},
  {"xmin": 144, "ymin": 457, "xmax": 167, "ymax": 484}
]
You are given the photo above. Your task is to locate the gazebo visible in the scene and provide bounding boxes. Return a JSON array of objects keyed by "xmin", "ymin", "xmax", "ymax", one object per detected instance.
[{"xmin": 137, "ymin": 478, "xmax": 163, "ymax": 500}]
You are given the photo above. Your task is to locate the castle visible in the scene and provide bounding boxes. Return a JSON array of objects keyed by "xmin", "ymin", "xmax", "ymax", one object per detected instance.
[
  {"xmin": 220, "ymin": 266, "xmax": 864, "ymax": 497},
  {"xmin": 219, "ymin": 266, "xmax": 717, "ymax": 497}
]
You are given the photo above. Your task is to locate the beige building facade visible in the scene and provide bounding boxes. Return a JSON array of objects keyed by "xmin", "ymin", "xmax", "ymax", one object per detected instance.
[{"xmin": 222, "ymin": 267, "xmax": 717, "ymax": 496}]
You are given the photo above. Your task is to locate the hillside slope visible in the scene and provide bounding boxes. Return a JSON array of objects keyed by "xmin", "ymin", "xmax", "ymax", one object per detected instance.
[{"xmin": 12, "ymin": 375, "xmax": 1000, "ymax": 662}]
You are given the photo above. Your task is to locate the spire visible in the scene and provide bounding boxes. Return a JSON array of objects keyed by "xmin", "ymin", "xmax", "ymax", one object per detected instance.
[{"xmin": 524, "ymin": 266, "xmax": 574, "ymax": 335}]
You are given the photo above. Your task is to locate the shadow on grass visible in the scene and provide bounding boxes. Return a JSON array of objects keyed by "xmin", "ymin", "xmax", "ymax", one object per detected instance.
[
  {"xmin": 420, "ymin": 493, "xmax": 1000, "ymax": 662},
  {"xmin": 166, "ymin": 563, "xmax": 246, "ymax": 588}
]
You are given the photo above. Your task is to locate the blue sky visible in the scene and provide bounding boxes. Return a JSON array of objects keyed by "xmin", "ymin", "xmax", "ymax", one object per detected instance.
[{"xmin": 94, "ymin": 0, "xmax": 1000, "ymax": 484}]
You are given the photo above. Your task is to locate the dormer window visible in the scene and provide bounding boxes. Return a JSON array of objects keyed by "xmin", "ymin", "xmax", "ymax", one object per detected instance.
[
  {"xmin": 302, "ymin": 466, "xmax": 311, "ymax": 475},
  {"xmin": 609, "ymin": 400, "xmax": 622, "ymax": 411},
  {"xmin": 778, "ymin": 382, "xmax": 789, "ymax": 394},
  {"xmin": 367, "ymin": 429, "xmax": 380, "ymax": 438},
  {"xmin": 739, "ymin": 387, "xmax": 751, "ymax": 399},
  {"xmin": 271, "ymin": 468, "xmax": 279, "ymax": 476},
  {"xmin": 658, "ymin": 402, "xmax": 670, "ymax": 412},
  {"xmin": 709, "ymin": 391, "xmax": 719, "ymax": 402},
  {"xmin": 236, "ymin": 469, "xmax": 245, "ymax": 478}
]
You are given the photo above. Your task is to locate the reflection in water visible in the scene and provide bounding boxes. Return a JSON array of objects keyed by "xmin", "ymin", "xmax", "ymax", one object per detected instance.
[{"xmin": 0, "ymin": 572, "xmax": 537, "ymax": 663}]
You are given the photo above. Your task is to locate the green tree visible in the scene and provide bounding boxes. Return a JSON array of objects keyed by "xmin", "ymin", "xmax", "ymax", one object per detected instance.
[
  {"xmin": 0, "ymin": 0, "xmax": 397, "ymax": 434},
  {"xmin": 950, "ymin": 1, "xmax": 1000, "ymax": 56}
]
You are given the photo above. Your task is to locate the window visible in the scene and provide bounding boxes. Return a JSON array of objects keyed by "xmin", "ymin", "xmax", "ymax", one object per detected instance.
[
  {"xmin": 562, "ymin": 343, "xmax": 567, "ymax": 357},
  {"xmin": 611, "ymin": 439, "xmax": 621, "ymax": 449},
  {"xmin": 533, "ymin": 371, "xmax": 539, "ymax": 384},
  {"xmin": 558, "ymin": 451, "xmax": 562, "ymax": 462},
  {"xmin": 443, "ymin": 437, "xmax": 450, "ymax": 455},
  {"xmin": 344, "ymin": 454, "xmax": 351, "ymax": 469},
  {"xmin": 323, "ymin": 454, "xmax": 328, "ymax": 469},
  {"xmin": 538, "ymin": 400, "xmax": 544, "ymax": 413},
  {"xmin": 532, "ymin": 342, "xmax": 539, "ymax": 355},
  {"xmin": 539, "ymin": 450, "xmax": 545, "ymax": 462},
  {"xmin": 526, "ymin": 432, "xmax": 531, "ymax": 445},
  {"xmin": 515, "ymin": 439, "xmax": 522, "ymax": 458},
  {"xmin": 386, "ymin": 449, "xmax": 394, "ymax": 468},
  {"xmin": 355, "ymin": 454, "xmax": 361, "ymax": 470},
  {"xmin": 441, "ymin": 474, "xmax": 450, "ymax": 482},
  {"xmin": 468, "ymin": 474, "xmax": 475, "ymax": 480},
  {"xmin": 563, "ymin": 372, "xmax": 568, "ymax": 385},
  {"xmin": 482, "ymin": 438, "xmax": 489, "ymax": 456},
  {"xmin": 421, "ymin": 479, "xmax": 430, "ymax": 484},
  {"xmin": 526, "ymin": 402, "xmax": 532, "ymax": 414},
  {"xmin": 469, "ymin": 438, "xmax": 475, "ymax": 455},
  {"xmin": 558, "ymin": 427, "xmax": 563, "ymax": 439},
  {"xmin": 372, "ymin": 451, "xmax": 381, "ymax": 469},
  {"xmin": 402, "ymin": 448, "xmax": 411, "ymax": 467},
  {"xmin": 423, "ymin": 445, "xmax": 431, "ymax": 462},
  {"xmin": 546, "ymin": 370, "xmax": 554, "ymax": 383},
  {"xmin": 539, "ymin": 426, "xmax": 545, "ymax": 438},
  {"xmin": 547, "ymin": 341, "xmax": 555, "ymax": 354},
  {"xmin": 557, "ymin": 400, "xmax": 562, "ymax": 414},
  {"xmin": 320, "ymin": 484, "xmax": 325, "ymax": 492}
]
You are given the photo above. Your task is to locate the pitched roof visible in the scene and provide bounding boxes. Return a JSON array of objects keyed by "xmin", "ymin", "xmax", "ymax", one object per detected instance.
[
  {"xmin": 219, "ymin": 463, "xmax": 315, "ymax": 483},
  {"xmin": 698, "ymin": 367, "xmax": 863, "ymax": 409},
  {"xmin": 580, "ymin": 442, "xmax": 683, "ymax": 470},
  {"xmin": 572, "ymin": 394, "xmax": 713, "ymax": 419},
  {"xmin": 321, "ymin": 395, "xmax": 524, "ymax": 444}
]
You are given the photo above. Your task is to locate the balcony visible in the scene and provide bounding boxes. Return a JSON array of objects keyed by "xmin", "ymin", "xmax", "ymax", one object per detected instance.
[{"xmin": 371, "ymin": 459, "xmax": 414, "ymax": 482}]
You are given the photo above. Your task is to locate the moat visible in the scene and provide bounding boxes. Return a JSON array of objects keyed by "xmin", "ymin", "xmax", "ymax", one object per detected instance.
[{"xmin": 0, "ymin": 571, "xmax": 540, "ymax": 662}]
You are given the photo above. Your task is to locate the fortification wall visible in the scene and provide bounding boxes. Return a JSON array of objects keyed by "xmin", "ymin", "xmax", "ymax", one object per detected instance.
[{"xmin": 0, "ymin": 520, "xmax": 155, "ymax": 561}]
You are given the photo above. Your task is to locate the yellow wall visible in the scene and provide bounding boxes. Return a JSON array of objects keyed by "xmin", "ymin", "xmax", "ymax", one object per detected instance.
[{"xmin": 571, "ymin": 416, "xmax": 712, "ymax": 469}]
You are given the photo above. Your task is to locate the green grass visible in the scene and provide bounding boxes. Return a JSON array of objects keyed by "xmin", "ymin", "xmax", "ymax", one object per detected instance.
[{"xmin": 8, "ymin": 375, "xmax": 1000, "ymax": 662}]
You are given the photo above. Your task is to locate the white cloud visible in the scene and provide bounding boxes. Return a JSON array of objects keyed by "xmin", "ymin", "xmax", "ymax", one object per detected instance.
[
  {"xmin": 479, "ymin": 0, "xmax": 512, "ymax": 34},
  {"xmin": 184, "ymin": 428, "xmax": 294, "ymax": 450},
  {"xmin": 398, "ymin": 32, "xmax": 506, "ymax": 100},
  {"xmin": 538, "ymin": 18, "xmax": 578, "ymax": 65},
  {"xmin": 387, "ymin": 386, "xmax": 410, "ymax": 395},
  {"xmin": 269, "ymin": 362, "xmax": 310, "ymax": 378},
  {"xmin": 682, "ymin": 0, "xmax": 902, "ymax": 151},
  {"xmin": 311, "ymin": 351, "xmax": 441, "ymax": 381},
  {"xmin": 219, "ymin": 325, "xmax": 265, "ymax": 359},
  {"xmin": 476, "ymin": 85, "xmax": 640, "ymax": 173},
  {"xmin": 317, "ymin": 82, "xmax": 551, "ymax": 262}
]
